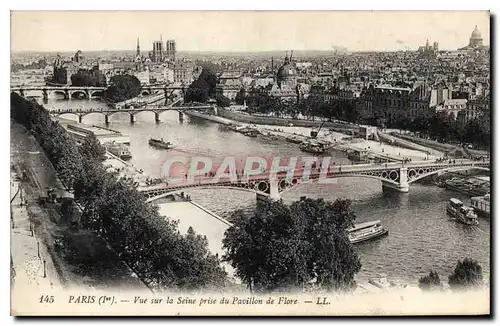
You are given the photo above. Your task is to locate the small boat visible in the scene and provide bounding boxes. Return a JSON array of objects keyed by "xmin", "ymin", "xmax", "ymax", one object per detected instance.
[
  {"xmin": 347, "ymin": 220, "xmax": 389, "ymax": 244},
  {"xmin": 263, "ymin": 132, "xmax": 280, "ymax": 141},
  {"xmin": 235, "ymin": 126, "xmax": 261, "ymax": 138},
  {"xmin": 368, "ymin": 277, "xmax": 395, "ymax": 289},
  {"xmin": 299, "ymin": 140, "xmax": 333, "ymax": 154},
  {"xmin": 446, "ymin": 198, "xmax": 479, "ymax": 226},
  {"xmin": 241, "ymin": 129, "xmax": 260, "ymax": 138},
  {"xmin": 104, "ymin": 141, "xmax": 132, "ymax": 160},
  {"xmin": 470, "ymin": 193, "xmax": 490, "ymax": 218},
  {"xmin": 286, "ymin": 135, "xmax": 304, "ymax": 144},
  {"xmin": 299, "ymin": 141, "xmax": 326, "ymax": 154},
  {"xmin": 149, "ymin": 138, "xmax": 173, "ymax": 150}
]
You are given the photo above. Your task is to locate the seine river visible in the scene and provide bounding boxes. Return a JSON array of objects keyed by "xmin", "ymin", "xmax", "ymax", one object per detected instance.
[{"xmin": 43, "ymin": 98, "xmax": 490, "ymax": 285}]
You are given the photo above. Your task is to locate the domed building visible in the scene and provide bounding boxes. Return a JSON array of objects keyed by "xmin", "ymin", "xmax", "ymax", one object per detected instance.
[
  {"xmin": 261, "ymin": 51, "xmax": 300, "ymax": 101},
  {"xmin": 469, "ymin": 25, "xmax": 483, "ymax": 47},
  {"xmin": 276, "ymin": 52, "xmax": 298, "ymax": 88},
  {"xmin": 459, "ymin": 25, "xmax": 488, "ymax": 50},
  {"xmin": 247, "ymin": 51, "xmax": 304, "ymax": 102}
]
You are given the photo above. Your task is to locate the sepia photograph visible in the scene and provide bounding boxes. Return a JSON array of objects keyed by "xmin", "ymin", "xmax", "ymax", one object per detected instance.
[{"xmin": 8, "ymin": 9, "xmax": 491, "ymax": 316}]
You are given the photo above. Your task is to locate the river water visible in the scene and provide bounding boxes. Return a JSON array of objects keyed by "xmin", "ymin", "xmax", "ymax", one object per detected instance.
[{"xmin": 42, "ymin": 97, "xmax": 491, "ymax": 285}]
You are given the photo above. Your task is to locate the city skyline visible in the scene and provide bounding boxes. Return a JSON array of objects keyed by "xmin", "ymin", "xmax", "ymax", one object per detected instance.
[{"xmin": 11, "ymin": 11, "xmax": 490, "ymax": 53}]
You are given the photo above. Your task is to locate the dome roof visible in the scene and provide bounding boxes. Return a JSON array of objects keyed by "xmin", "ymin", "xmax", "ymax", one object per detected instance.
[
  {"xmin": 277, "ymin": 56, "xmax": 297, "ymax": 80},
  {"xmin": 471, "ymin": 26, "xmax": 482, "ymax": 39}
]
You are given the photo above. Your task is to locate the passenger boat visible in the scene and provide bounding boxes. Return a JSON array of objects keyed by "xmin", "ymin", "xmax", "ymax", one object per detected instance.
[
  {"xmin": 347, "ymin": 220, "xmax": 389, "ymax": 244},
  {"xmin": 446, "ymin": 198, "xmax": 479, "ymax": 226},
  {"xmin": 470, "ymin": 193, "xmax": 490, "ymax": 218},
  {"xmin": 103, "ymin": 141, "xmax": 132, "ymax": 160},
  {"xmin": 148, "ymin": 138, "xmax": 173, "ymax": 150}
]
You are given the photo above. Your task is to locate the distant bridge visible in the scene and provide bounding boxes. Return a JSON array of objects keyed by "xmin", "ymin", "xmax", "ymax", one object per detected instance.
[
  {"xmin": 137, "ymin": 160, "xmax": 490, "ymax": 202},
  {"xmin": 11, "ymin": 86, "xmax": 107, "ymax": 100},
  {"xmin": 10, "ymin": 84, "xmax": 189, "ymax": 100},
  {"xmin": 47, "ymin": 103, "xmax": 215, "ymax": 124}
]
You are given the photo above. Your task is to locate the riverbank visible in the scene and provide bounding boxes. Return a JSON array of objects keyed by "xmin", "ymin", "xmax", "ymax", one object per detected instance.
[
  {"xmin": 186, "ymin": 110, "xmax": 438, "ymax": 162},
  {"xmin": 394, "ymin": 133, "xmax": 489, "ymax": 158},
  {"xmin": 218, "ymin": 107, "xmax": 358, "ymax": 132}
]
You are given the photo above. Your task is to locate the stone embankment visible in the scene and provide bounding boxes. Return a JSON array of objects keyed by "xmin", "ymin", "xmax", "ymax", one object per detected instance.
[
  {"xmin": 378, "ymin": 132, "xmax": 443, "ymax": 157},
  {"xmin": 217, "ymin": 107, "xmax": 358, "ymax": 132}
]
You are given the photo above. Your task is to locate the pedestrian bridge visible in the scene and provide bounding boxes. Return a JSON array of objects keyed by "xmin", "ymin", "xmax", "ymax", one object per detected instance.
[
  {"xmin": 47, "ymin": 104, "xmax": 215, "ymax": 124},
  {"xmin": 137, "ymin": 160, "xmax": 490, "ymax": 202}
]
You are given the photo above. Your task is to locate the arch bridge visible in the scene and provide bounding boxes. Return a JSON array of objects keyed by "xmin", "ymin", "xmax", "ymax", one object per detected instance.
[
  {"xmin": 48, "ymin": 104, "xmax": 215, "ymax": 124},
  {"xmin": 138, "ymin": 160, "xmax": 490, "ymax": 203},
  {"xmin": 11, "ymin": 84, "xmax": 188, "ymax": 101},
  {"xmin": 11, "ymin": 86, "xmax": 107, "ymax": 100}
]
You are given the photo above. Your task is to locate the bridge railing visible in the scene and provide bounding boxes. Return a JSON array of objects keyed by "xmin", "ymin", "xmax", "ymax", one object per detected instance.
[{"xmin": 136, "ymin": 159, "xmax": 488, "ymax": 192}]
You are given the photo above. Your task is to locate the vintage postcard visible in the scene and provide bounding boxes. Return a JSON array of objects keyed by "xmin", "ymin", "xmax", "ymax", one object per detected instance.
[{"xmin": 9, "ymin": 10, "xmax": 491, "ymax": 316}]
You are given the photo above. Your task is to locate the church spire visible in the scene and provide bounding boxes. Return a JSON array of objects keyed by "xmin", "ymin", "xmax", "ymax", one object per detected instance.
[{"xmin": 136, "ymin": 37, "xmax": 140, "ymax": 57}]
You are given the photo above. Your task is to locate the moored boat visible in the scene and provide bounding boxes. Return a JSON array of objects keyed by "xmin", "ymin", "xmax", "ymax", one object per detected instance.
[
  {"xmin": 103, "ymin": 141, "xmax": 132, "ymax": 160},
  {"xmin": 446, "ymin": 198, "xmax": 479, "ymax": 226},
  {"xmin": 299, "ymin": 141, "xmax": 326, "ymax": 154},
  {"xmin": 299, "ymin": 140, "xmax": 333, "ymax": 154},
  {"xmin": 347, "ymin": 220, "xmax": 389, "ymax": 244},
  {"xmin": 368, "ymin": 277, "xmax": 393, "ymax": 289},
  {"xmin": 470, "ymin": 193, "xmax": 490, "ymax": 218},
  {"xmin": 148, "ymin": 137, "xmax": 173, "ymax": 150},
  {"xmin": 240, "ymin": 128, "xmax": 261, "ymax": 138},
  {"xmin": 285, "ymin": 135, "xmax": 303, "ymax": 144}
]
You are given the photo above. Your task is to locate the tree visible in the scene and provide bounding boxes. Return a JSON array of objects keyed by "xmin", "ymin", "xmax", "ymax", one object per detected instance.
[
  {"xmin": 71, "ymin": 68, "xmax": 106, "ymax": 87},
  {"xmin": 418, "ymin": 270, "xmax": 441, "ymax": 291},
  {"xmin": 448, "ymin": 258, "xmax": 483, "ymax": 290},
  {"xmin": 79, "ymin": 134, "xmax": 106, "ymax": 163},
  {"xmin": 185, "ymin": 66, "xmax": 219, "ymax": 103},
  {"xmin": 104, "ymin": 74, "xmax": 141, "ymax": 103},
  {"xmin": 222, "ymin": 197, "xmax": 361, "ymax": 293},
  {"xmin": 234, "ymin": 88, "xmax": 246, "ymax": 105},
  {"xmin": 11, "ymin": 92, "xmax": 228, "ymax": 292},
  {"xmin": 216, "ymin": 94, "xmax": 231, "ymax": 107},
  {"xmin": 49, "ymin": 67, "xmax": 68, "ymax": 85}
]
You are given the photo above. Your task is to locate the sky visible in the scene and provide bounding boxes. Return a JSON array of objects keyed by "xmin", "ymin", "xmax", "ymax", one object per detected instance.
[{"xmin": 10, "ymin": 11, "xmax": 490, "ymax": 53}]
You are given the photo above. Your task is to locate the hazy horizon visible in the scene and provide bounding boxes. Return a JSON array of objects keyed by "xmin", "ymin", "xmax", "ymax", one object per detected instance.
[{"xmin": 11, "ymin": 11, "xmax": 490, "ymax": 53}]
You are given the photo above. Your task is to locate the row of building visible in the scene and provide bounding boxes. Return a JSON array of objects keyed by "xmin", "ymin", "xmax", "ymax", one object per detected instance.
[
  {"xmin": 213, "ymin": 26, "xmax": 490, "ymax": 124},
  {"xmin": 50, "ymin": 40, "xmax": 199, "ymax": 86}
]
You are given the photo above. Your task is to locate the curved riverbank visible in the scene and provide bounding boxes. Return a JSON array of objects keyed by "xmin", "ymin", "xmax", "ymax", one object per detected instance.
[{"xmin": 217, "ymin": 107, "xmax": 358, "ymax": 132}]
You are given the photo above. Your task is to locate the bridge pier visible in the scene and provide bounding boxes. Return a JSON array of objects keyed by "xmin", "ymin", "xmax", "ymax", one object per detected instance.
[
  {"xmin": 78, "ymin": 115, "xmax": 83, "ymax": 124},
  {"xmin": 382, "ymin": 167, "xmax": 409, "ymax": 193},
  {"xmin": 130, "ymin": 114, "xmax": 136, "ymax": 124},
  {"xmin": 105, "ymin": 115, "xmax": 110, "ymax": 125},
  {"xmin": 155, "ymin": 112, "xmax": 161, "ymax": 123},
  {"xmin": 42, "ymin": 90, "xmax": 48, "ymax": 102},
  {"xmin": 178, "ymin": 111, "xmax": 184, "ymax": 122}
]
